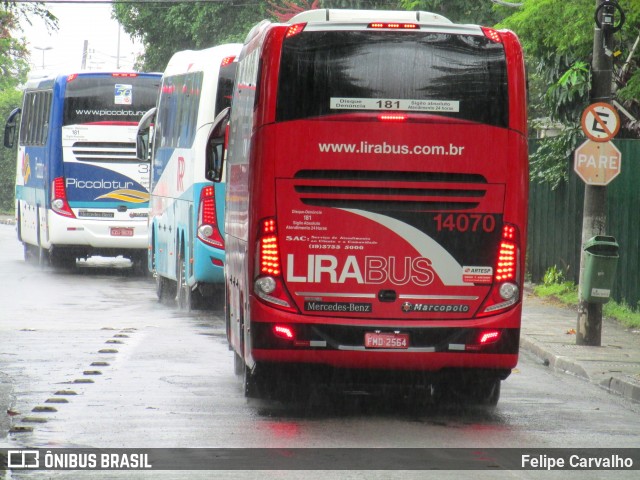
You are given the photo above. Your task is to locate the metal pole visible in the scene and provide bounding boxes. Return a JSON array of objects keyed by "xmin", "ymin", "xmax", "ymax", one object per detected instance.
[{"xmin": 576, "ymin": 0, "xmax": 615, "ymax": 346}]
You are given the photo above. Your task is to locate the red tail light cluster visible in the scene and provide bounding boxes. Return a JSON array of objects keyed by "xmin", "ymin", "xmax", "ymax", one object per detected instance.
[
  {"xmin": 51, "ymin": 177, "xmax": 75, "ymax": 218},
  {"xmin": 254, "ymin": 218, "xmax": 296, "ymax": 312},
  {"xmin": 495, "ymin": 225, "xmax": 517, "ymax": 282},
  {"xmin": 478, "ymin": 223, "xmax": 521, "ymax": 317},
  {"xmin": 197, "ymin": 185, "xmax": 224, "ymax": 248},
  {"xmin": 259, "ymin": 234, "xmax": 281, "ymax": 276}
]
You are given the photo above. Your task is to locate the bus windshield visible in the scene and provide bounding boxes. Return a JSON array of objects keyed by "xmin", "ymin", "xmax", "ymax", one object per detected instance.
[
  {"xmin": 276, "ymin": 30, "xmax": 508, "ymax": 127},
  {"xmin": 63, "ymin": 75, "xmax": 160, "ymax": 126}
]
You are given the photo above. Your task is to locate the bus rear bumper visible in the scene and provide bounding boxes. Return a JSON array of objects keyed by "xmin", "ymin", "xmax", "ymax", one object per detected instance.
[
  {"xmin": 48, "ymin": 215, "xmax": 148, "ymax": 250},
  {"xmin": 251, "ymin": 349, "xmax": 518, "ymax": 372}
]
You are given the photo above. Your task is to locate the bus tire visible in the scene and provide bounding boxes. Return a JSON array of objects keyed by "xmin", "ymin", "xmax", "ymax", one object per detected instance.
[
  {"xmin": 243, "ymin": 363, "xmax": 269, "ymax": 399},
  {"xmin": 49, "ymin": 249, "xmax": 76, "ymax": 269},
  {"xmin": 233, "ymin": 351, "xmax": 244, "ymax": 376},
  {"xmin": 156, "ymin": 274, "xmax": 177, "ymax": 302},
  {"xmin": 177, "ymin": 249, "xmax": 193, "ymax": 311},
  {"xmin": 436, "ymin": 376, "xmax": 501, "ymax": 407}
]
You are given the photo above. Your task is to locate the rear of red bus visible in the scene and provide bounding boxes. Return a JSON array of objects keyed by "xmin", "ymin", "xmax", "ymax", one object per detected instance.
[{"xmin": 225, "ymin": 10, "xmax": 528, "ymax": 404}]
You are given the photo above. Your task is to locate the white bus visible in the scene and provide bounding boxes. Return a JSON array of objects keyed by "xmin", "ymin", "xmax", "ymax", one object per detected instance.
[
  {"xmin": 4, "ymin": 71, "xmax": 161, "ymax": 270},
  {"xmin": 137, "ymin": 44, "xmax": 242, "ymax": 309}
]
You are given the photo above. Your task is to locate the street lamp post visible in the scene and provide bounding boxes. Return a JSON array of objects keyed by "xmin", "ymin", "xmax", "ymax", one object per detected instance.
[{"xmin": 33, "ymin": 46, "xmax": 53, "ymax": 69}]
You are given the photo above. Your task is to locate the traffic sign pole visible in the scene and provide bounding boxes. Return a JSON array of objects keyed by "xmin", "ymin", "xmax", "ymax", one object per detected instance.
[{"xmin": 575, "ymin": 0, "xmax": 620, "ymax": 347}]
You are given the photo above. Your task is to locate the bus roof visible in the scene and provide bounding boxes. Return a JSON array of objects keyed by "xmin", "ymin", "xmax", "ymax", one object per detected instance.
[
  {"xmin": 24, "ymin": 71, "xmax": 161, "ymax": 90},
  {"xmin": 287, "ymin": 9, "xmax": 452, "ymax": 25},
  {"xmin": 163, "ymin": 43, "xmax": 243, "ymax": 78}
]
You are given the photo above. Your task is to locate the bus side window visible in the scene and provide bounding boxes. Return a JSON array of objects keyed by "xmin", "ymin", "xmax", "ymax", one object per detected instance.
[
  {"xmin": 205, "ymin": 107, "xmax": 230, "ymax": 183},
  {"xmin": 4, "ymin": 107, "xmax": 22, "ymax": 148}
]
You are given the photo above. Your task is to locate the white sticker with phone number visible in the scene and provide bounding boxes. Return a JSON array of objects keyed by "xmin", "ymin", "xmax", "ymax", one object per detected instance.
[{"xmin": 330, "ymin": 97, "xmax": 459, "ymax": 112}]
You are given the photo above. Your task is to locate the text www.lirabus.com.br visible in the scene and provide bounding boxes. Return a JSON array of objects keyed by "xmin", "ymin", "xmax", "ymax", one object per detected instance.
[{"xmin": 318, "ymin": 141, "xmax": 465, "ymax": 156}]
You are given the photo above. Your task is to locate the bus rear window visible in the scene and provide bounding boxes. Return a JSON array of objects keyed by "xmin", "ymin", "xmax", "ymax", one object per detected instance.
[
  {"xmin": 63, "ymin": 75, "xmax": 160, "ymax": 126},
  {"xmin": 276, "ymin": 31, "xmax": 508, "ymax": 127}
]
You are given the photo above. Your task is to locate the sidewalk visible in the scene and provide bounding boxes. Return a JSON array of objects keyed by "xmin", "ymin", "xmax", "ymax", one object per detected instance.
[
  {"xmin": 522, "ymin": 288, "xmax": 640, "ymax": 404},
  {"xmin": 1, "ymin": 214, "xmax": 638, "ymax": 404}
]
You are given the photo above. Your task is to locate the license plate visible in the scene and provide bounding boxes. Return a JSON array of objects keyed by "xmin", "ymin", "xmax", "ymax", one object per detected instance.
[
  {"xmin": 364, "ymin": 332, "xmax": 409, "ymax": 349},
  {"xmin": 110, "ymin": 227, "xmax": 134, "ymax": 237}
]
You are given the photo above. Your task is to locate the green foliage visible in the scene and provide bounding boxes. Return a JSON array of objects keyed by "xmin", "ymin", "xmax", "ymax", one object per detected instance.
[
  {"xmin": 399, "ymin": 0, "xmax": 508, "ymax": 25},
  {"xmin": 113, "ymin": 1, "xmax": 268, "ymax": 71},
  {"xmin": 533, "ymin": 279, "xmax": 640, "ymax": 328},
  {"xmin": 0, "ymin": 8, "xmax": 28, "ymax": 88},
  {"xmin": 529, "ymin": 127, "xmax": 581, "ymax": 190},
  {"xmin": 0, "ymin": 87, "xmax": 21, "ymax": 212},
  {"xmin": 545, "ymin": 61, "xmax": 591, "ymax": 125},
  {"xmin": 533, "ymin": 281, "xmax": 579, "ymax": 306},
  {"xmin": 542, "ymin": 265, "xmax": 565, "ymax": 286}
]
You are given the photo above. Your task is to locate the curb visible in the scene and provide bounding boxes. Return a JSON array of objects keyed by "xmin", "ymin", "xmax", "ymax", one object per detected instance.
[{"xmin": 520, "ymin": 334, "xmax": 640, "ymax": 405}]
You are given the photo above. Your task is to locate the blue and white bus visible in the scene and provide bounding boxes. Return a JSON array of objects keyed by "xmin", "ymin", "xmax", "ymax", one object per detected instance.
[
  {"xmin": 137, "ymin": 44, "xmax": 241, "ymax": 309},
  {"xmin": 4, "ymin": 71, "xmax": 161, "ymax": 270}
]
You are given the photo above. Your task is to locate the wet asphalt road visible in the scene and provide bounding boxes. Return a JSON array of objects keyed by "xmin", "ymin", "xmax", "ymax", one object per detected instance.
[{"xmin": 0, "ymin": 223, "xmax": 638, "ymax": 479}]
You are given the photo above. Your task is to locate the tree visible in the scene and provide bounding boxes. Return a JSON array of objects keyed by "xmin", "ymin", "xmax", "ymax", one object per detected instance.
[
  {"xmin": 113, "ymin": 0, "xmax": 405, "ymax": 72},
  {"xmin": 113, "ymin": 1, "xmax": 268, "ymax": 72},
  {"xmin": 0, "ymin": 87, "xmax": 21, "ymax": 212},
  {"xmin": 399, "ymin": 0, "xmax": 509, "ymax": 25},
  {"xmin": 1, "ymin": 2, "xmax": 58, "ymax": 87},
  {"xmin": 498, "ymin": 0, "xmax": 640, "ymax": 186}
]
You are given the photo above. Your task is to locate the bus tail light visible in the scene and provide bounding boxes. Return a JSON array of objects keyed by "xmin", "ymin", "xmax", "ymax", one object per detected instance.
[
  {"xmin": 368, "ymin": 22, "xmax": 419, "ymax": 30},
  {"xmin": 286, "ymin": 23, "xmax": 306, "ymax": 38},
  {"xmin": 273, "ymin": 325, "xmax": 295, "ymax": 340},
  {"xmin": 220, "ymin": 56, "xmax": 236, "ymax": 68},
  {"xmin": 197, "ymin": 185, "xmax": 224, "ymax": 249},
  {"xmin": 378, "ymin": 114, "xmax": 407, "ymax": 122},
  {"xmin": 465, "ymin": 329, "xmax": 502, "ymax": 351},
  {"xmin": 478, "ymin": 224, "xmax": 520, "ymax": 316},
  {"xmin": 51, "ymin": 177, "xmax": 75, "ymax": 218},
  {"xmin": 254, "ymin": 218, "xmax": 297, "ymax": 312},
  {"xmin": 481, "ymin": 27, "xmax": 502, "ymax": 44}
]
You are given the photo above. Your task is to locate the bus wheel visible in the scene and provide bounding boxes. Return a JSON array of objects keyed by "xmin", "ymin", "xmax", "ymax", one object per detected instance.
[
  {"xmin": 177, "ymin": 251, "xmax": 193, "ymax": 311},
  {"xmin": 49, "ymin": 250, "xmax": 76, "ymax": 270},
  {"xmin": 23, "ymin": 243, "xmax": 38, "ymax": 264},
  {"xmin": 156, "ymin": 274, "xmax": 177, "ymax": 302},
  {"xmin": 233, "ymin": 352, "xmax": 244, "ymax": 376},
  {"xmin": 243, "ymin": 363, "xmax": 269, "ymax": 399},
  {"xmin": 436, "ymin": 376, "xmax": 501, "ymax": 407},
  {"xmin": 130, "ymin": 252, "xmax": 149, "ymax": 277}
]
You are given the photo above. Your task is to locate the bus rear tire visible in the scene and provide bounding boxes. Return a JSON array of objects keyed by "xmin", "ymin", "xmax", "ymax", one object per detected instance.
[
  {"xmin": 435, "ymin": 376, "xmax": 501, "ymax": 407},
  {"xmin": 177, "ymin": 251, "xmax": 193, "ymax": 311},
  {"xmin": 49, "ymin": 249, "xmax": 76, "ymax": 270},
  {"xmin": 156, "ymin": 274, "xmax": 177, "ymax": 302},
  {"xmin": 243, "ymin": 363, "xmax": 270, "ymax": 399}
]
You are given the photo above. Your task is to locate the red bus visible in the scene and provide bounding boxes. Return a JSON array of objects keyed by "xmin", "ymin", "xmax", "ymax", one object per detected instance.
[{"xmin": 211, "ymin": 9, "xmax": 528, "ymax": 406}]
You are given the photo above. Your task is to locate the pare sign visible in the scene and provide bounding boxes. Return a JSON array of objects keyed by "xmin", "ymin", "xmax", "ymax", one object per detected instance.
[{"xmin": 573, "ymin": 139, "xmax": 622, "ymax": 186}]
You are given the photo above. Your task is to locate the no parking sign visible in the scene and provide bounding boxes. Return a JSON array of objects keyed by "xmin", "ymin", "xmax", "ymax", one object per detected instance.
[{"xmin": 581, "ymin": 102, "xmax": 620, "ymax": 142}]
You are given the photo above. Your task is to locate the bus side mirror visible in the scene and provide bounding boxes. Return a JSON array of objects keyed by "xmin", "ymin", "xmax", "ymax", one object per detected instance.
[
  {"xmin": 4, "ymin": 107, "xmax": 22, "ymax": 148},
  {"xmin": 206, "ymin": 107, "xmax": 231, "ymax": 183},
  {"xmin": 136, "ymin": 107, "xmax": 157, "ymax": 161}
]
